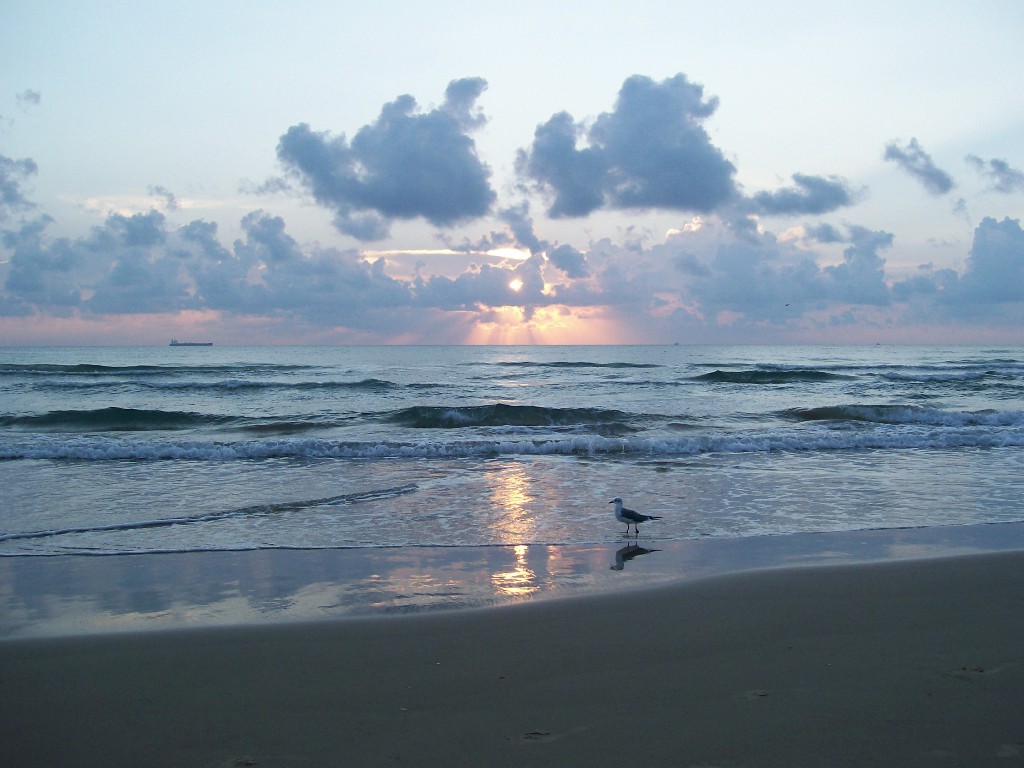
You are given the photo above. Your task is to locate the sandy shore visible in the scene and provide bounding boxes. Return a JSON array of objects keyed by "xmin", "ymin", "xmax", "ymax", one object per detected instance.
[{"xmin": 3, "ymin": 551, "xmax": 1023, "ymax": 767}]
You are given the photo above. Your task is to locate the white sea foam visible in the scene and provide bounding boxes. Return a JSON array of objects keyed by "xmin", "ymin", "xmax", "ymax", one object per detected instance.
[{"xmin": 2, "ymin": 420, "xmax": 1022, "ymax": 461}]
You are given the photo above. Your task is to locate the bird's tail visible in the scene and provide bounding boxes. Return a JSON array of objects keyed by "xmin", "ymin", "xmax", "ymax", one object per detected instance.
[{"xmin": 649, "ymin": 515, "xmax": 663, "ymax": 520}]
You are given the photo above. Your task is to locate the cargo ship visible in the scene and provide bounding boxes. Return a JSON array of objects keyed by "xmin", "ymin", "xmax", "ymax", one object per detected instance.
[{"xmin": 169, "ymin": 339, "xmax": 213, "ymax": 347}]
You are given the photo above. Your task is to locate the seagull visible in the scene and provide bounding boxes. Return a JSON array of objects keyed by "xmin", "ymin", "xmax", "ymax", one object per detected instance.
[{"xmin": 609, "ymin": 497, "xmax": 662, "ymax": 536}]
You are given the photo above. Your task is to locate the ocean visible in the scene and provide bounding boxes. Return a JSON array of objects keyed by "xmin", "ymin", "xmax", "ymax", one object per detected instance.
[{"xmin": 2, "ymin": 344, "xmax": 1022, "ymax": 555}]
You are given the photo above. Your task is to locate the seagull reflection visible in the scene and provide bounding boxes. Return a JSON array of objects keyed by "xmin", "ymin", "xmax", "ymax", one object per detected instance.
[{"xmin": 610, "ymin": 543, "xmax": 661, "ymax": 571}]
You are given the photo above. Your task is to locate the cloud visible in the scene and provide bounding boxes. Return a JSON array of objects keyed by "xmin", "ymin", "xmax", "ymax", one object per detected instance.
[
  {"xmin": 517, "ymin": 74, "xmax": 738, "ymax": 218},
  {"xmin": 959, "ymin": 216, "xmax": 1024, "ymax": 302},
  {"xmin": 148, "ymin": 185, "xmax": 180, "ymax": 211},
  {"xmin": 749, "ymin": 173, "xmax": 858, "ymax": 216},
  {"xmin": 883, "ymin": 138, "xmax": 955, "ymax": 195},
  {"xmin": 3, "ymin": 199, "xmax": 1022, "ymax": 341},
  {"xmin": 498, "ymin": 203, "xmax": 547, "ymax": 255},
  {"xmin": 823, "ymin": 226, "xmax": 893, "ymax": 306},
  {"xmin": 0, "ymin": 152, "xmax": 38, "ymax": 220},
  {"xmin": 803, "ymin": 222, "xmax": 845, "ymax": 244},
  {"xmin": 965, "ymin": 155, "xmax": 1024, "ymax": 194},
  {"xmin": 670, "ymin": 251, "xmax": 711, "ymax": 278},
  {"xmin": 16, "ymin": 90, "xmax": 41, "ymax": 109},
  {"xmin": 0, "ymin": 216, "xmax": 81, "ymax": 315},
  {"xmin": 276, "ymin": 78, "xmax": 495, "ymax": 240},
  {"xmin": 547, "ymin": 244, "xmax": 589, "ymax": 278}
]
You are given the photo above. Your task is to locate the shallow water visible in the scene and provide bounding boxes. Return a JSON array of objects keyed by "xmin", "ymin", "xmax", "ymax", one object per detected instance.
[
  {"xmin": 1, "ymin": 344, "xmax": 1022, "ymax": 555},
  {"xmin": 3, "ymin": 522, "xmax": 1023, "ymax": 639}
]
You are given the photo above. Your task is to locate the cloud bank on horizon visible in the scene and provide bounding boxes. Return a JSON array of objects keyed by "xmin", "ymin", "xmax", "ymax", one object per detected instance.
[{"xmin": 1, "ymin": 68, "xmax": 1022, "ymax": 344}]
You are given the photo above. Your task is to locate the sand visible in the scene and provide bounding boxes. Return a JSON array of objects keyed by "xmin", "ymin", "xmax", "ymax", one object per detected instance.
[{"xmin": 3, "ymin": 551, "xmax": 1023, "ymax": 767}]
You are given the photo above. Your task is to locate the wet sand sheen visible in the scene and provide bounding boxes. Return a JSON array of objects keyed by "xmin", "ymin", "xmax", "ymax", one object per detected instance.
[{"xmin": 3, "ymin": 550, "xmax": 1023, "ymax": 767}]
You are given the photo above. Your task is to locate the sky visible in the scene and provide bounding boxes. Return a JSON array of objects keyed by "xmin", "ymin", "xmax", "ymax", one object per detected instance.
[{"xmin": 1, "ymin": 1, "xmax": 1022, "ymax": 345}]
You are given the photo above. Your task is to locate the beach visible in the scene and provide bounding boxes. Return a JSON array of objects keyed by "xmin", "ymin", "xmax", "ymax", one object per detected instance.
[
  {"xmin": 3, "ymin": 550, "xmax": 1023, "ymax": 767},
  {"xmin": 2, "ymin": 345, "xmax": 1022, "ymax": 765}
]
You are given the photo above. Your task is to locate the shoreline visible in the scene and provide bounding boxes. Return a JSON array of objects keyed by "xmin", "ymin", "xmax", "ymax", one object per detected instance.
[
  {"xmin": 3, "ymin": 520, "xmax": 1024, "ymax": 639},
  {"xmin": 3, "ymin": 549, "xmax": 1023, "ymax": 767}
]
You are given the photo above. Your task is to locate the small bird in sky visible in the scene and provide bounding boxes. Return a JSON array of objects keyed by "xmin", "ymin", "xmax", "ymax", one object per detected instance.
[{"xmin": 609, "ymin": 497, "xmax": 662, "ymax": 536}]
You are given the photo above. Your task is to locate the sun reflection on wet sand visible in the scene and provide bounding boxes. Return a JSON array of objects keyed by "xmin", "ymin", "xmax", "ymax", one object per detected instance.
[
  {"xmin": 6, "ymin": 523, "xmax": 1024, "ymax": 639},
  {"xmin": 491, "ymin": 544, "xmax": 538, "ymax": 597}
]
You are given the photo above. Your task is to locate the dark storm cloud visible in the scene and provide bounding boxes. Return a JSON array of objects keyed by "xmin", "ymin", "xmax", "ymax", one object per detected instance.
[
  {"xmin": 883, "ymin": 138, "xmax": 955, "ymax": 195},
  {"xmin": 965, "ymin": 155, "xmax": 1024, "ymax": 194},
  {"xmin": 517, "ymin": 74, "xmax": 738, "ymax": 218},
  {"xmin": 276, "ymin": 78, "xmax": 495, "ymax": 241},
  {"xmin": 749, "ymin": 173, "xmax": 857, "ymax": 216},
  {"xmin": 0, "ymin": 152, "xmax": 38, "ymax": 219}
]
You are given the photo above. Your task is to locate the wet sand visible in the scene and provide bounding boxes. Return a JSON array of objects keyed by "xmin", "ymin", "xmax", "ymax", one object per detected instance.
[{"xmin": 3, "ymin": 550, "xmax": 1023, "ymax": 767}]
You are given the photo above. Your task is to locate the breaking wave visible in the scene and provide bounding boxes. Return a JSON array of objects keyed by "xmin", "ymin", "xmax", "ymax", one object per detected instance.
[
  {"xmin": 0, "ymin": 362, "xmax": 313, "ymax": 376},
  {"xmin": 4, "ymin": 424, "xmax": 1022, "ymax": 462},
  {"xmin": 783, "ymin": 404, "xmax": 1024, "ymax": 427},
  {"xmin": 0, "ymin": 407, "xmax": 237, "ymax": 432},
  {"xmin": 493, "ymin": 361, "xmax": 662, "ymax": 369},
  {"xmin": 385, "ymin": 403, "xmax": 635, "ymax": 431},
  {"xmin": 694, "ymin": 369, "xmax": 853, "ymax": 384}
]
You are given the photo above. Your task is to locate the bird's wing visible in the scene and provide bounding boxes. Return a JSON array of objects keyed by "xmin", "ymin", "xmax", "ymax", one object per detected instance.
[{"xmin": 621, "ymin": 507, "xmax": 646, "ymax": 522}]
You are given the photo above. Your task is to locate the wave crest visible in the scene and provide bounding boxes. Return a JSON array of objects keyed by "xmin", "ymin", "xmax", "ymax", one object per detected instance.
[
  {"xmin": 783, "ymin": 404, "xmax": 1023, "ymax": 427},
  {"xmin": 385, "ymin": 403, "xmax": 634, "ymax": 432},
  {"xmin": 695, "ymin": 369, "xmax": 851, "ymax": 384}
]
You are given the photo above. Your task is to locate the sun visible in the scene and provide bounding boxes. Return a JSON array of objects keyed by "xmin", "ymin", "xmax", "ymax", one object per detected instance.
[{"xmin": 508, "ymin": 278, "xmax": 524, "ymax": 292}]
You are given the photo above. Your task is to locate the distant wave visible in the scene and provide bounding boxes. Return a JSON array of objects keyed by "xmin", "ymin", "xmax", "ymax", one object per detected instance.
[
  {"xmin": 782, "ymin": 404, "xmax": 1024, "ymax": 427},
  {"xmin": 4, "ymin": 424, "xmax": 1022, "ymax": 462},
  {"xmin": 494, "ymin": 361, "xmax": 662, "ymax": 369},
  {"xmin": 0, "ymin": 363, "xmax": 315, "ymax": 377},
  {"xmin": 880, "ymin": 370, "xmax": 1013, "ymax": 384},
  {"xmin": 386, "ymin": 403, "xmax": 635, "ymax": 432},
  {"xmin": 0, "ymin": 483, "xmax": 419, "ymax": 543},
  {"xmin": 694, "ymin": 369, "xmax": 852, "ymax": 384},
  {"xmin": 0, "ymin": 407, "xmax": 236, "ymax": 432},
  {"xmin": 30, "ymin": 377, "xmax": 401, "ymax": 393}
]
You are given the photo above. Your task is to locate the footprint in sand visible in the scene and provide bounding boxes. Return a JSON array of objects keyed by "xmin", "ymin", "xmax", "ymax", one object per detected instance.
[
  {"xmin": 521, "ymin": 726, "xmax": 591, "ymax": 743},
  {"xmin": 948, "ymin": 662, "xmax": 1015, "ymax": 681}
]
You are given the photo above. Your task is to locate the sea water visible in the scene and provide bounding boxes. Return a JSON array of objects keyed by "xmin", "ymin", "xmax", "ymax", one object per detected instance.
[{"xmin": 2, "ymin": 344, "xmax": 1022, "ymax": 556}]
